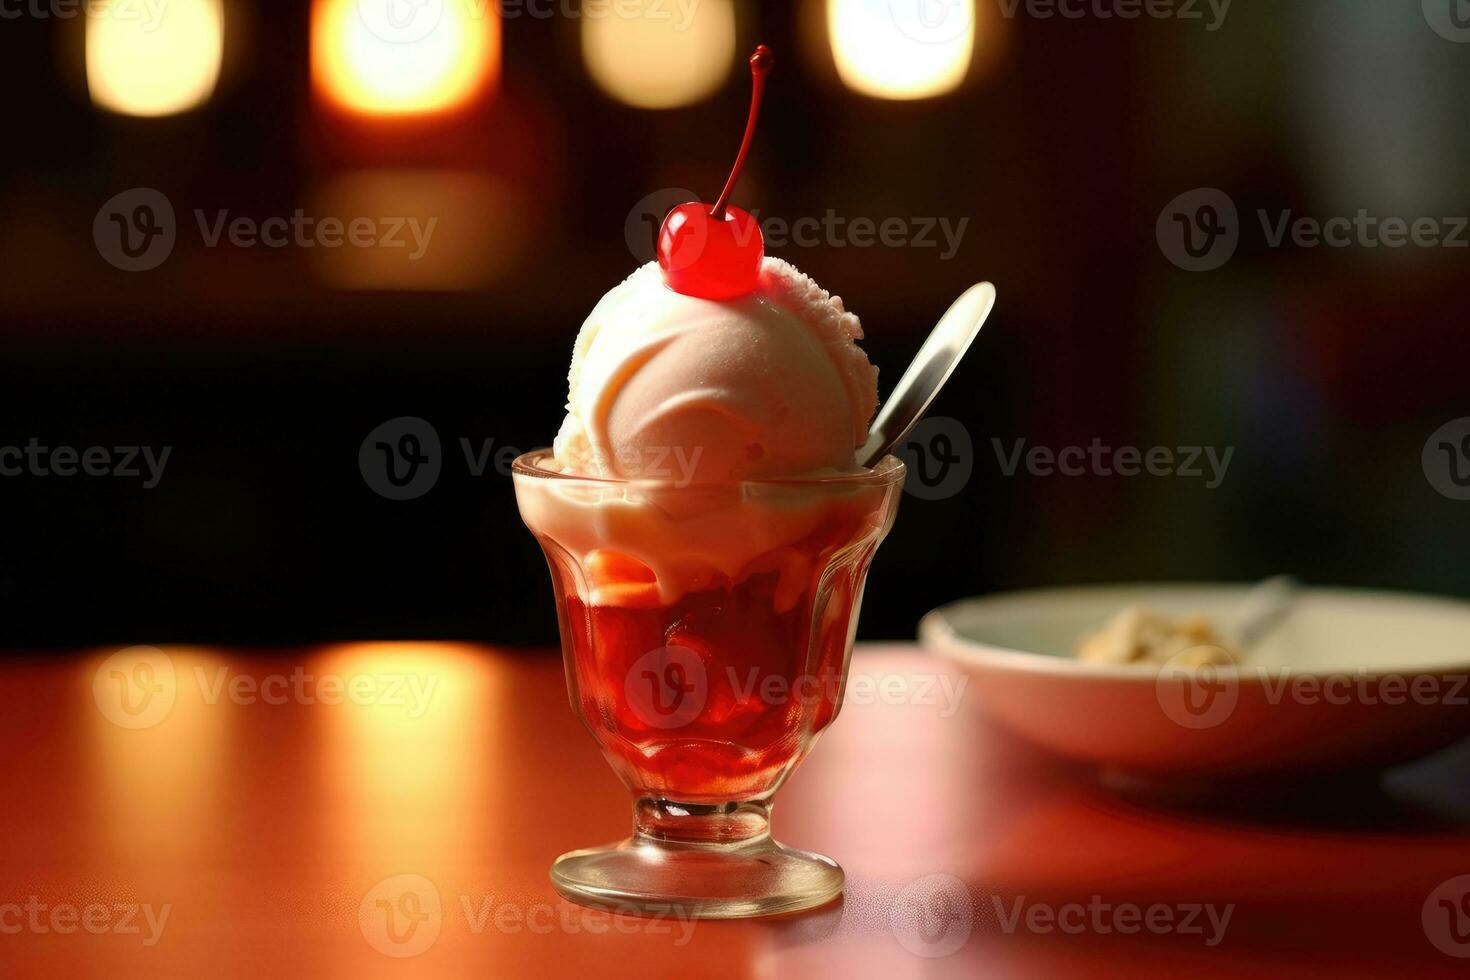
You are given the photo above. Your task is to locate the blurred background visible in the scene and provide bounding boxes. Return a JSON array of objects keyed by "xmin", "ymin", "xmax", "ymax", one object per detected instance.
[{"xmin": 1, "ymin": 0, "xmax": 1467, "ymax": 650}]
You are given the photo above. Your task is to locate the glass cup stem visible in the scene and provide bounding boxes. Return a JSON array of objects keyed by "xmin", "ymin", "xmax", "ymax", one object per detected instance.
[{"xmin": 634, "ymin": 798, "xmax": 772, "ymax": 848}]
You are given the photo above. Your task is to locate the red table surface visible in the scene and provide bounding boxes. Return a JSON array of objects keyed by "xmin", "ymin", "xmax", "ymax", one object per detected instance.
[{"xmin": 1, "ymin": 643, "xmax": 1468, "ymax": 979}]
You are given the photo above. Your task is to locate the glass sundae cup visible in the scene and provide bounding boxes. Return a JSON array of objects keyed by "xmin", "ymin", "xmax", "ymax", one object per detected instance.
[{"xmin": 513, "ymin": 450, "xmax": 905, "ymax": 918}]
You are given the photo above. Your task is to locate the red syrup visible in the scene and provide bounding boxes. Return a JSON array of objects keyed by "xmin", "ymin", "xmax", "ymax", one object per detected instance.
[{"xmin": 544, "ymin": 506, "xmax": 882, "ymax": 804}]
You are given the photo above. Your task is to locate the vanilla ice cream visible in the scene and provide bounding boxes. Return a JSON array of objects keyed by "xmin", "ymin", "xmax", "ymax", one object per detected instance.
[
  {"xmin": 516, "ymin": 256, "xmax": 890, "ymax": 605},
  {"xmin": 553, "ymin": 258, "xmax": 878, "ymax": 482}
]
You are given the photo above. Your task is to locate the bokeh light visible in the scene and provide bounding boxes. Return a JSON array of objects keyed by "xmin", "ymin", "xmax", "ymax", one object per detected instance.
[
  {"xmin": 311, "ymin": 0, "xmax": 499, "ymax": 116},
  {"xmin": 309, "ymin": 169, "xmax": 520, "ymax": 290},
  {"xmin": 582, "ymin": 0, "xmax": 736, "ymax": 109},
  {"xmin": 827, "ymin": 0, "xmax": 974, "ymax": 100},
  {"xmin": 313, "ymin": 643, "xmax": 494, "ymax": 858},
  {"xmin": 86, "ymin": 0, "xmax": 224, "ymax": 116}
]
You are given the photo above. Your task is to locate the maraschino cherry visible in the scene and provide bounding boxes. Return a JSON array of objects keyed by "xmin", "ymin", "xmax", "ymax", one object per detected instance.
[{"xmin": 657, "ymin": 44, "xmax": 774, "ymax": 300}]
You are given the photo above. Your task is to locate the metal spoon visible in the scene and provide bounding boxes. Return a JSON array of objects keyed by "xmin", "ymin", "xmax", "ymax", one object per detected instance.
[
  {"xmin": 1229, "ymin": 575, "xmax": 1300, "ymax": 651},
  {"xmin": 857, "ymin": 282, "xmax": 997, "ymax": 468}
]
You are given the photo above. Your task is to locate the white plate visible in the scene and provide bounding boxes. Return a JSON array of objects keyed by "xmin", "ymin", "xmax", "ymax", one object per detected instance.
[{"xmin": 919, "ymin": 584, "xmax": 1470, "ymax": 777}]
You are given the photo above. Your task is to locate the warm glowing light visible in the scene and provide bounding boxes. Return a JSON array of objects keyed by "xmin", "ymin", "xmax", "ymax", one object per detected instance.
[
  {"xmin": 316, "ymin": 644, "xmax": 494, "ymax": 858},
  {"xmin": 827, "ymin": 0, "xmax": 974, "ymax": 100},
  {"xmin": 582, "ymin": 0, "xmax": 736, "ymax": 109},
  {"xmin": 312, "ymin": 0, "xmax": 498, "ymax": 116},
  {"xmin": 309, "ymin": 170, "xmax": 520, "ymax": 290},
  {"xmin": 87, "ymin": 647, "xmax": 231, "ymax": 862},
  {"xmin": 86, "ymin": 0, "xmax": 224, "ymax": 116}
]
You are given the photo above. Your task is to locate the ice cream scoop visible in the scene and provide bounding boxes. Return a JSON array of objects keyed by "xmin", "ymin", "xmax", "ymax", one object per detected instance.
[{"xmin": 553, "ymin": 258, "xmax": 879, "ymax": 482}]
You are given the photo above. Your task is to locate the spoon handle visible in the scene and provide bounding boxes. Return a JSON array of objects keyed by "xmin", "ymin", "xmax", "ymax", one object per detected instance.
[
  {"xmin": 857, "ymin": 282, "xmax": 996, "ymax": 468},
  {"xmin": 1232, "ymin": 575, "xmax": 1300, "ymax": 650}
]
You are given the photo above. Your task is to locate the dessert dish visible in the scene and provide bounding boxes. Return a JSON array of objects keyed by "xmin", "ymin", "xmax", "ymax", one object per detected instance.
[{"xmin": 513, "ymin": 45, "xmax": 905, "ymax": 918}]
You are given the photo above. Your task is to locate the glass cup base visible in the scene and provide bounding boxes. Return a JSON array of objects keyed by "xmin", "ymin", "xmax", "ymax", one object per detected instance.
[{"xmin": 550, "ymin": 835, "xmax": 844, "ymax": 920}]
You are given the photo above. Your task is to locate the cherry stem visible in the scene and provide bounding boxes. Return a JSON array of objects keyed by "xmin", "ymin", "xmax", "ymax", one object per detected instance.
[{"xmin": 710, "ymin": 44, "xmax": 774, "ymax": 220}]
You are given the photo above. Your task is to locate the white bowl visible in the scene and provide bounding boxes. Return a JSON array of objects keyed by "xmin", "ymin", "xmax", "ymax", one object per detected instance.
[{"xmin": 920, "ymin": 584, "xmax": 1470, "ymax": 777}]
